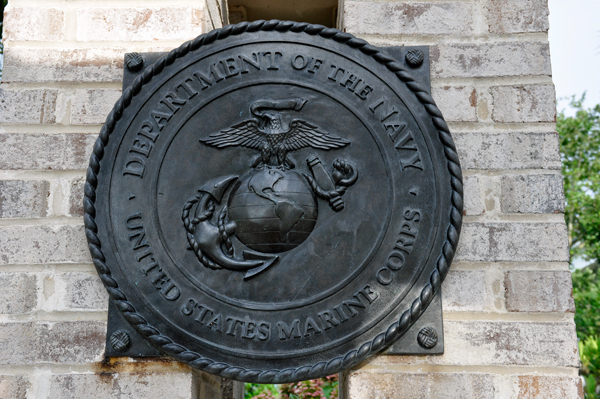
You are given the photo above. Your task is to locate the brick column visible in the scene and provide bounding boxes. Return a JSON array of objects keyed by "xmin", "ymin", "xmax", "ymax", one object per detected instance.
[
  {"xmin": 341, "ymin": 0, "xmax": 582, "ymax": 397},
  {"xmin": 0, "ymin": 1, "xmax": 239, "ymax": 398}
]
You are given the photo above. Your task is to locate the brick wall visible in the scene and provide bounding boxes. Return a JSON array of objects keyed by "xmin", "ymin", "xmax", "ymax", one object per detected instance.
[
  {"xmin": 0, "ymin": 1, "xmax": 240, "ymax": 398},
  {"xmin": 341, "ymin": 0, "xmax": 581, "ymax": 398},
  {"xmin": 0, "ymin": 0, "xmax": 579, "ymax": 398}
]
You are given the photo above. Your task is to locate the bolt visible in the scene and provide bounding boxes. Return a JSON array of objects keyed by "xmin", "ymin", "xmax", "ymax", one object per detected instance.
[
  {"xmin": 124, "ymin": 52, "xmax": 144, "ymax": 72},
  {"xmin": 109, "ymin": 330, "xmax": 131, "ymax": 352},
  {"xmin": 405, "ymin": 49, "xmax": 424, "ymax": 68},
  {"xmin": 417, "ymin": 326, "xmax": 438, "ymax": 349}
]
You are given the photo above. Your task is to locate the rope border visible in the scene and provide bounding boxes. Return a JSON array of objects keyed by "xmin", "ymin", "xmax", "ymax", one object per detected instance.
[{"xmin": 84, "ymin": 20, "xmax": 463, "ymax": 383}]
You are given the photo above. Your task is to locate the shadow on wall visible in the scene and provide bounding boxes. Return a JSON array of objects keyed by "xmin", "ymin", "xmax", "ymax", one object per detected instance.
[
  {"xmin": 227, "ymin": 0, "xmax": 338, "ymax": 28},
  {"xmin": 0, "ymin": 0, "xmax": 8, "ymax": 81}
]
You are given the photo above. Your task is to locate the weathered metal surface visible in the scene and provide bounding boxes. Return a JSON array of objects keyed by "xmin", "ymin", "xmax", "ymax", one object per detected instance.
[{"xmin": 87, "ymin": 21, "xmax": 462, "ymax": 383}]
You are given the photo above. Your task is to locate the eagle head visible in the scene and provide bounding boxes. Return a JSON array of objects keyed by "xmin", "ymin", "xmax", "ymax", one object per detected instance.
[{"xmin": 262, "ymin": 111, "xmax": 283, "ymax": 133}]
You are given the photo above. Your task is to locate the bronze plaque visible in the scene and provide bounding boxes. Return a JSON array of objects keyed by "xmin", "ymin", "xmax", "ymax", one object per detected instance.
[{"xmin": 85, "ymin": 21, "xmax": 463, "ymax": 383}]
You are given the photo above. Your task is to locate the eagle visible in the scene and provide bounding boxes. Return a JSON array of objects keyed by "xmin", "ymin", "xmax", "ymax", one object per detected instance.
[{"xmin": 200, "ymin": 99, "xmax": 350, "ymax": 169}]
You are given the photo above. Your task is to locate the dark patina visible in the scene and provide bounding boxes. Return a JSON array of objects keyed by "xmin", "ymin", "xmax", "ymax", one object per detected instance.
[{"xmin": 86, "ymin": 21, "xmax": 463, "ymax": 383}]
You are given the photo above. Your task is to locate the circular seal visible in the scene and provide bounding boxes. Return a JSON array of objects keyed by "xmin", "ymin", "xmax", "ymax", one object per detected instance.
[{"xmin": 86, "ymin": 21, "xmax": 463, "ymax": 383}]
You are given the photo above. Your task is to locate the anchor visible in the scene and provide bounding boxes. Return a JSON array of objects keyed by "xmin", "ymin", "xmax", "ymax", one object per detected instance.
[{"xmin": 182, "ymin": 175, "xmax": 279, "ymax": 279}]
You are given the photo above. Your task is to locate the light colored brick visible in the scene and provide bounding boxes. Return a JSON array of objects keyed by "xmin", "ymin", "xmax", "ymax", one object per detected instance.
[
  {"xmin": 488, "ymin": 0, "xmax": 550, "ymax": 34},
  {"xmin": 431, "ymin": 42, "xmax": 551, "ymax": 78},
  {"xmin": 0, "ymin": 375, "xmax": 30, "ymax": 399},
  {"xmin": 2, "ymin": 47, "xmax": 124, "ymax": 84},
  {"xmin": 0, "ymin": 321, "xmax": 105, "ymax": 365},
  {"xmin": 0, "ymin": 88, "xmax": 59, "ymax": 124},
  {"xmin": 0, "ymin": 133, "xmax": 95, "ymax": 171},
  {"xmin": 456, "ymin": 222, "xmax": 569, "ymax": 262},
  {"xmin": 343, "ymin": 2, "xmax": 473, "ymax": 35},
  {"xmin": 54, "ymin": 272, "xmax": 108, "ymax": 311},
  {"xmin": 491, "ymin": 85, "xmax": 556, "ymax": 123},
  {"xmin": 347, "ymin": 371, "xmax": 494, "ymax": 399},
  {"xmin": 463, "ymin": 175, "xmax": 485, "ymax": 216},
  {"xmin": 76, "ymin": 7, "xmax": 205, "ymax": 42},
  {"xmin": 47, "ymin": 372, "xmax": 198, "ymax": 399},
  {"xmin": 505, "ymin": 270, "xmax": 575, "ymax": 313},
  {"xmin": 443, "ymin": 270, "xmax": 486, "ymax": 312},
  {"xmin": 375, "ymin": 321, "xmax": 579, "ymax": 367},
  {"xmin": 453, "ymin": 132, "xmax": 561, "ymax": 170},
  {"xmin": 0, "ymin": 180, "xmax": 49, "ymax": 218},
  {"xmin": 3, "ymin": 7, "xmax": 65, "ymax": 42},
  {"xmin": 69, "ymin": 178, "xmax": 85, "ymax": 217},
  {"xmin": 71, "ymin": 89, "xmax": 122, "ymax": 125},
  {"xmin": 501, "ymin": 174, "xmax": 565, "ymax": 213},
  {"xmin": 0, "ymin": 225, "xmax": 90, "ymax": 265},
  {"xmin": 516, "ymin": 375, "xmax": 583, "ymax": 399},
  {"xmin": 0, "ymin": 273, "xmax": 38, "ymax": 314},
  {"xmin": 432, "ymin": 86, "xmax": 478, "ymax": 122}
]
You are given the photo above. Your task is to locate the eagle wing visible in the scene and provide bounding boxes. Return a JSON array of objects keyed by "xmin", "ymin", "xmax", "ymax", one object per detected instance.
[
  {"xmin": 282, "ymin": 120, "xmax": 350, "ymax": 151},
  {"xmin": 199, "ymin": 120, "xmax": 266, "ymax": 150}
]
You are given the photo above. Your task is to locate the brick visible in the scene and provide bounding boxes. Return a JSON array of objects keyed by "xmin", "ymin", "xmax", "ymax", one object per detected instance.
[
  {"xmin": 488, "ymin": 0, "xmax": 550, "ymax": 34},
  {"xmin": 47, "ymin": 372, "xmax": 197, "ymax": 399},
  {"xmin": 456, "ymin": 222, "xmax": 569, "ymax": 262},
  {"xmin": 431, "ymin": 42, "xmax": 551, "ymax": 78},
  {"xmin": 343, "ymin": 2, "xmax": 473, "ymax": 35},
  {"xmin": 0, "ymin": 180, "xmax": 49, "ymax": 218},
  {"xmin": 443, "ymin": 321, "xmax": 579, "ymax": 367},
  {"xmin": 0, "ymin": 375, "xmax": 30, "ymax": 399},
  {"xmin": 71, "ymin": 89, "xmax": 122, "ymax": 125},
  {"xmin": 375, "ymin": 321, "xmax": 579, "ymax": 367},
  {"xmin": 55, "ymin": 272, "xmax": 108, "ymax": 311},
  {"xmin": 3, "ymin": 7, "xmax": 65, "ymax": 42},
  {"xmin": 347, "ymin": 371, "xmax": 494, "ymax": 399},
  {"xmin": 0, "ymin": 133, "xmax": 95, "ymax": 170},
  {"xmin": 0, "ymin": 225, "xmax": 90, "ymax": 265},
  {"xmin": 516, "ymin": 375, "xmax": 583, "ymax": 399},
  {"xmin": 443, "ymin": 270, "xmax": 486, "ymax": 312},
  {"xmin": 0, "ymin": 321, "xmax": 105, "ymax": 364},
  {"xmin": 491, "ymin": 85, "xmax": 556, "ymax": 123},
  {"xmin": 505, "ymin": 270, "xmax": 575, "ymax": 313},
  {"xmin": 501, "ymin": 174, "xmax": 565, "ymax": 213},
  {"xmin": 0, "ymin": 273, "xmax": 38, "ymax": 314},
  {"xmin": 76, "ymin": 7, "xmax": 205, "ymax": 42},
  {"xmin": 2, "ymin": 47, "xmax": 124, "ymax": 84},
  {"xmin": 432, "ymin": 86, "xmax": 478, "ymax": 122},
  {"xmin": 463, "ymin": 175, "xmax": 485, "ymax": 216},
  {"xmin": 69, "ymin": 178, "xmax": 86, "ymax": 217},
  {"xmin": 453, "ymin": 132, "xmax": 561, "ymax": 170},
  {"xmin": 0, "ymin": 88, "xmax": 59, "ymax": 124}
]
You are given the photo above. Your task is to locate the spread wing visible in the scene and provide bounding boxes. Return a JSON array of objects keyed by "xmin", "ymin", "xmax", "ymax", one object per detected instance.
[
  {"xmin": 283, "ymin": 120, "xmax": 350, "ymax": 151},
  {"xmin": 200, "ymin": 120, "xmax": 266, "ymax": 150}
]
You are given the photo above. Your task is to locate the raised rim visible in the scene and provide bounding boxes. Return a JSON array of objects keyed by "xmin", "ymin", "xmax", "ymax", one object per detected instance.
[{"xmin": 84, "ymin": 20, "xmax": 463, "ymax": 383}]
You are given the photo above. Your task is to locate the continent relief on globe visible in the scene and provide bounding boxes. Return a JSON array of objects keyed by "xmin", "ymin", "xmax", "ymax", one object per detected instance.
[{"xmin": 228, "ymin": 169, "xmax": 318, "ymax": 253}]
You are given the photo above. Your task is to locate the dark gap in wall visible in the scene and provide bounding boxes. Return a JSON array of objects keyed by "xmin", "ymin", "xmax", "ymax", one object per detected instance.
[{"xmin": 228, "ymin": 0, "xmax": 338, "ymax": 28}]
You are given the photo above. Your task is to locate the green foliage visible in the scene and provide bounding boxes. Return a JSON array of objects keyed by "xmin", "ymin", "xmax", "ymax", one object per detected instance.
[
  {"xmin": 559, "ymin": 96, "xmax": 600, "ymax": 262},
  {"xmin": 573, "ymin": 267, "xmax": 600, "ymax": 340},
  {"xmin": 559, "ymin": 97, "xmax": 600, "ymax": 397},
  {"xmin": 580, "ymin": 335, "xmax": 600, "ymax": 399},
  {"xmin": 245, "ymin": 383, "xmax": 279, "ymax": 399},
  {"xmin": 245, "ymin": 375, "xmax": 338, "ymax": 399}
]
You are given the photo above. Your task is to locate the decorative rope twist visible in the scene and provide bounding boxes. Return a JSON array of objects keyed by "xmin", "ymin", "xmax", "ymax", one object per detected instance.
[
  {"xmin": 84, "ymin": 19, "xmax": 463, "ymax": 383},
  {"xmin": 182, "ymin": 192, "xmax": 222, "ymax": 270},
  {"xmin": 303, "ymin": 159, "xmax": 358, "ymax": 211}
]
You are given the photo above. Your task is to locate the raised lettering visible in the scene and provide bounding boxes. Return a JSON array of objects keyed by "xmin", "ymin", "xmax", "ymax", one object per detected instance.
[
  {"xmin": 123, "ymin": 157, "xmax": 145, "ymax": 178},
  {"xmin": 239, "ymin": 53, "xmax": 261, "ymax": 73},
  {"xmin": 318, "ymin": 311, "xmax": 340, "ymax": 330},
  {"xmin": 277, "ymin": 319, "xmax": 302, "ymax": 340},
  {"xmin": 304, "ymin": 317, "xmax": 323, "ymax": 336}
]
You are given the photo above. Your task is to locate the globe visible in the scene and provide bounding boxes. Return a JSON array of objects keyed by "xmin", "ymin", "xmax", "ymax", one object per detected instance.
[{"xmin": 228, "ymin": 168, "xmax": 318, "ymax": 253}]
